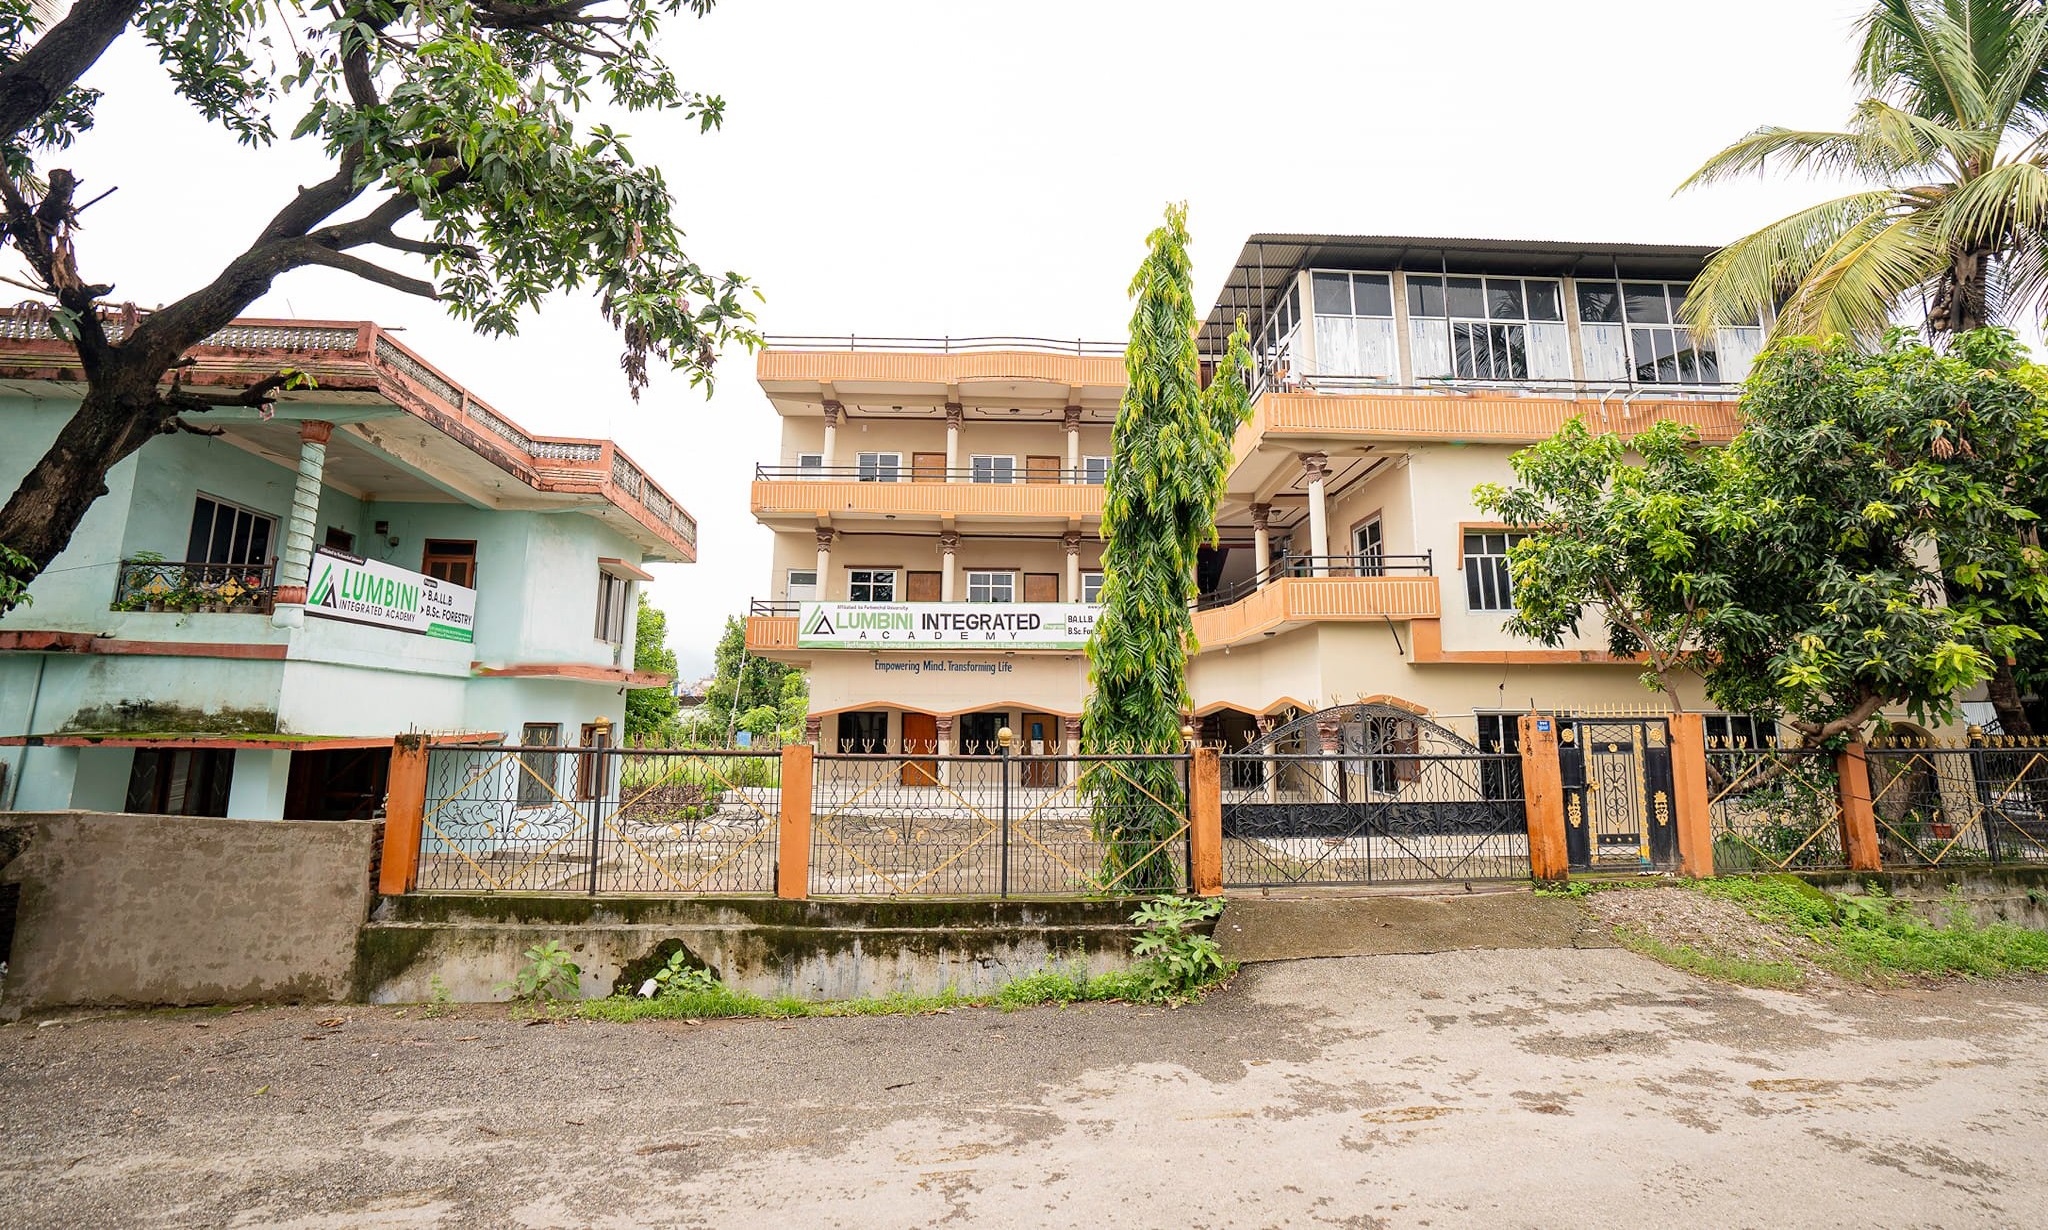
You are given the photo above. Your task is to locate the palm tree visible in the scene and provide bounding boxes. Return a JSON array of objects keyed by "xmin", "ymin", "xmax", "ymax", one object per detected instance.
[
  {"xmin": 1679, "ymin": 0, "xmax": 2048, "ymax": 341},
  {"xmin": 1679, "ymin": 0, "xmax": 2048, "ymax": 737}
]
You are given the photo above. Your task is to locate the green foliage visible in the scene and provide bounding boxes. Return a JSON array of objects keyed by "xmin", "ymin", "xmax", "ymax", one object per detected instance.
[
  {"xmin": 496, "ymin": 940, "xmax": 582, "ymax": 1007},
  {"xmin": 0, "ymin": 542, "xmax": 31, "ymax": 612},
  {"xmin": 1613, "ymin": 926, "xmax": 1808, "ymax": 989},
  {"xmin": 422, "ymin": 974, "xmax": 453, "ymax": 1019},
  {"xmin": 649, "ymin": 950, "xmax": 721, "ymax": 998},
  {"xmin": 1083, "ymin": 204, "xmax": 1254, "ymax": 889},
  {"xmin": 624, "ymin": 596, "xmax": 681, "ymax": 742},
  {"xmin": 697, "ymin": 615, "xmax": 806, "ymax": 745},
  {"xmin": 1476, "ymin": 329, "xmax": 2047, "ymax": 743},
  {"xmin": 1695, "ymin": 876, "xmax": 2048, "ymax": 980},
  {"xmin": 1128, "ymin": 895, "xmax": 1235, "ymax": 1002},
  {"xmin": 1678, "ymin": 0, "xmax": 2048, "ymax": 341},
  {"xmin": 1532, "ymin": 880, "xmax": 1602, "ymax": 899}
]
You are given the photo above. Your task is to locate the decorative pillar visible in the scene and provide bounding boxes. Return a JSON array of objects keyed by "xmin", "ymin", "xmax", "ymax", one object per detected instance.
[
  {"xmin": 935, "ymin": 714, "xmax": 956, "ymax": 786},
  {"xmin": 939, "ymin": 532, "xmax": 959, "ymax": 601},
  {"xmin": 944, "ymin": 403, "xmax": 963, "ymax": 481},
  {"xmin": 802, "ymin": 715, "xmax": 822, "ymax": 748},
  {"xmin": 270, "ymin": 420, "xmax": 333, "ymax": 628},
  {"xmin": 1257, "ymin": 714, "xmax": 1279, "ymax": 802},
  {"xmin": 1063, "ymin": 531, "xmax": 1083, "ymax": 601},
  {"xmin": 1301, "ymin": 453, "xmax": 1331, "ymax": 576},
  {"xmin": 814, "ymin": 527, "xmax": 835, "ymax": 596},
  {"xmin": 820, "ymin": 400, "xmax": 842, "ymax": 471},
  {"xmin": 1316, "ymin": 711, "xmax": 1343, "ymax": 798},
  {"xmin": 1063, "ymin": 715, "xmax": 1083, "ymax": 787},
  {"xmin": 1250, "ymin": 502, "xmax": 1272, "ymax": 585},
  {"xmin": 1063, "ymin": 405, "xmax": 1083, "ymax": 480}
]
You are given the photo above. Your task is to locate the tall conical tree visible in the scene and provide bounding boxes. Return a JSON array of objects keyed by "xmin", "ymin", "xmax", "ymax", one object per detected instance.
[{"xmin": 1083, "ymin": 203, "xmax": 1254, "ymax": 890}]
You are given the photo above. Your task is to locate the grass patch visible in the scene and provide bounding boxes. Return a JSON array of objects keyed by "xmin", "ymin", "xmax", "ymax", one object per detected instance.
[
  {"xmin": 573, "ymin": 985, "xmax": 983, "ymax": 1022},
  {"xmin": 1613, "ymin": 925, "xmax": 1806, "ymax": 990},
  {"xmin": 1691, "ymin": 875, "xmax": 2048, "ymax": 983}
]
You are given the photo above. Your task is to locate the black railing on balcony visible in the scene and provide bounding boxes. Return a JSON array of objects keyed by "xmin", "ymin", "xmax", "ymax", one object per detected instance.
[
  {"xmin": 1194, "ymin": 553, "xmax": 1434, "ymax": 611},
  {"xmin": 754, "ymin": 463, "xmax": 1105, "ymax": 485},
  {"xmin": 751, "ymin": 599, "xmax": 800, "ymax": 617},
  {"xmin": 112, "ymin": 558, "xmax": 278, "ymax": 613}
]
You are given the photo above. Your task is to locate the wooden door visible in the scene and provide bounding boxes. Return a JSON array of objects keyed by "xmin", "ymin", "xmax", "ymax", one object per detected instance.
[
  {"xmin": 1025, "ymin": 455, "xmax": 1060, "ymax": 484},
  {"xmin": 912, "ymin": 452, "xmax": 946, "ymax": 483},
  {"xmin": 901, "ymin": 712, "xmax": 939, "ymax": 786},
  {"xmin": 1020, "ymin": 712, "xmax": 1061, "ymax": 787},
  {"xmin": 907, "ymin": 571, "xmax": 941, "ymax": 602},
  {"xmin": 1024, "ymin": 573, "xmax": 1058, "ymax": 603}
]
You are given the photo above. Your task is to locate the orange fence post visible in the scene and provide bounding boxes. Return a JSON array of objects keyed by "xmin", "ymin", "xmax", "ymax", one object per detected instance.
[
  {"xmin": 1518, "ymin": 715, "xmax": 1570, "ymax": 882},
  {"xmin": 1666, "ymin": 713, "xmax": 1715, "ymax": 878},
  {"xmin": 1189, "ymin": 746, "xmax": 1223, "ymax": 897},
  {"xmin": 377, "ymin": 734, "xmax": 430, "ymax": 896},
  {"xmin": 777, "ymin": 744, "xmax": 813, "ymax": 900},
  {"xmin": 1835, "ymin": 740, "xmax": 1882, "ymax": 872}
]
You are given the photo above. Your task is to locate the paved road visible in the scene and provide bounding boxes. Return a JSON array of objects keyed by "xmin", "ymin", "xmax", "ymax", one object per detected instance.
[{"xmin": 4, "ymin": 948, "xmax": 2046, "ymax": 1228}]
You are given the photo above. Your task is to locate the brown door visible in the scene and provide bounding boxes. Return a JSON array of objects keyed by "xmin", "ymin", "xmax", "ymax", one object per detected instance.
[
  {"xmin": 422, "ymin": 539, "xmax": 477, "ymax": 588},
  {"xmin": 912, "ymin": 452, "xmax": 946, "ymax": 483},
  {"xmin": 1020, "ymin": 712, "xmax": 1061, "ymax": 787},
  {"xmin": 901, "ymin": 712, "xmax": 939, "ymax": 786},
  {"xmin": 1025, "ymin": 455, "xmax": 1060, "ymax": 484},
  {"xmin": 1024, "ymin": 572, "xmax": 1058, "ymax": 603},
  {"xmin": 907, "ymin": 571, "xmax": 941, "ymax": 602}
]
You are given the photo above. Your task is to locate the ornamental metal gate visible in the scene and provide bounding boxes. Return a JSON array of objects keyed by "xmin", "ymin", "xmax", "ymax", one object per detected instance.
[{"xmin": 1559, "ymin": 718, "xmax": 1677, "ymax": 871}]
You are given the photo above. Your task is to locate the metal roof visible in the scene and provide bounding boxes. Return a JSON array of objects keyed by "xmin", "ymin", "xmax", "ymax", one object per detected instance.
[{"xmin": 1198, "ymin": 232, "xmax": 1724, "ymax": 352}]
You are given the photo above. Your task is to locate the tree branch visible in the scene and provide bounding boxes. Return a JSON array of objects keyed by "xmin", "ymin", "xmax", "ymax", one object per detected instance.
[
  {"xmin": 0, "ymin": 0, "xmax": 142, "ymax": 147},
  {"xmin": 291, "ymin": 244, "xmax": 439, "ymax": 299}
]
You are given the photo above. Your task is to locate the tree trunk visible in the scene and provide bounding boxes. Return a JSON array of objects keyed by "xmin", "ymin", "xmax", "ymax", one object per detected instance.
[
  {"xmin": 1985, "ymin": 659, "xmax": 2035, "ymax": 738},
  {"xmin": 1930, "ymin": 247, "xmax": 1993, "ymax": 334},
  {"xmin": 0, "ymin": 375, "xmax": 168, "ymax": 610}
]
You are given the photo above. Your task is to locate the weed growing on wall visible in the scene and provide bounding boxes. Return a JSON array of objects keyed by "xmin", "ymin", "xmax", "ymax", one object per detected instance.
[{"xmin": 498, "ymin": 940, "xmax": 582, "ymax": 1008}]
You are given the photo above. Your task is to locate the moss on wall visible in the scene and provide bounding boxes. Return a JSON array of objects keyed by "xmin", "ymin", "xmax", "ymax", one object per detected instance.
[{"xmin": 59, "ymin": 701, "xmax": 279, "ymax": 736}]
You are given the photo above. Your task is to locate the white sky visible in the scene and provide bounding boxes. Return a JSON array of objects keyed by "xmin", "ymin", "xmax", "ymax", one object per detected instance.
[{"xmin": 43, "ymin": 0, "xmax": 1881, "ymax": 673}]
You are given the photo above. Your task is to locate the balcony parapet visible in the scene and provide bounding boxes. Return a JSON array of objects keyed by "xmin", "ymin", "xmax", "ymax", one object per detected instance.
[
  {"xmin": 1191, "ymin": 575, "xmax": 1441, "ymax": 650},
  {"xmin": 1237, "ymin": 384, "xmax": 1742, "ymax": 458},
  {"xmin": 751, "ymin": 475, "xmax": 1105, "ymax": 520}
]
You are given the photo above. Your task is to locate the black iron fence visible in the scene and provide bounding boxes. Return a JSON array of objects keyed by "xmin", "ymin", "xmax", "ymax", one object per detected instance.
[
  {"xmin": 809, "ymin": 752, "xmax": 1191, "ymax": 897},
  {"xmin": 112, "ymin": 558, "xmax": 276, "ymax": 613},
  {"xmin": 1865, "ymin": 741, "xmax": 2048, "ymax": 867},
  {"xmin": 414, "ymin": 745, "xmax": 782, "ymax": 894},
  {"xmin": 1705, "ymin": 744, "xmax": 1848, "ymax": 872},
  {"xmin": 1218, "ymin": 751, "xmax": 1528, "ymax": 887}
]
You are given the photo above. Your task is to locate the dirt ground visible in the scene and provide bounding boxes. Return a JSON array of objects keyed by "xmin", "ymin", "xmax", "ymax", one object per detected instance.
[{"xmin": 5, "ymin": 945, "xmax": 2047, "ymax": 1228}]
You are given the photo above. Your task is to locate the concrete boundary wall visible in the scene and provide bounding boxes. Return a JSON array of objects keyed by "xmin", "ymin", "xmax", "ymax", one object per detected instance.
[{"xmin": 0, "ymin": 811, "xmax": 377, "ymax": 1016}]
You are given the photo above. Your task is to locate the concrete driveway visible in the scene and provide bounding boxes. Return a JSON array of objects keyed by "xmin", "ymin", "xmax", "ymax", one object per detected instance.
[{"xmin": 4, "ymin": 946, "xmax": 2045, "ymax": 1228}]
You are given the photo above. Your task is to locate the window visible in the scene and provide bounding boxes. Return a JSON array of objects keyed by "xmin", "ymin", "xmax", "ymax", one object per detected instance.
[
  {"xmin": 1082, "ymin": 456, "xmax": 1110, "ymax": 485},
  {"xmin": 1309, "ymin": 271, "xmax": 1398, "ymax": 377},
  {"xmin": 1352, "ymin": 516, "xmax": 1383, "ymax": 576},
  {"xmin": 856, "ymin": 451, "xmax": 900, "ymax": 482},
  {"xmin": 1475, "ymin": 714, "xmax": 1525, "ymax": 801},
  {"xmin": 517, "ymin": 723, "xmax": 562, "ymax": 807},
  {"xmin": 1256, "ymin": 280, "xmax": 1303, "ymax": 387},
  {"xmin": 186, "ymin": 494, "xmax": 276, "ymax": 567},
  {"xmin": 595, "ymin": 571, "xmax": 632, "ymax": 643},
  {"xmin": 422, "ymin": 540, "xmax": 477, "ymax": 588},
  {"xmin": 848, "ymin": 569, "xmax": 896, "ymax": 603},
  {"xmin": 1463, "ymin": 531, "xmax": 1529, "ymax": 612},
  {"xmin": 796, "ymin": 452, "xmax": 824, "ymax": 478},
  {"xmin": 1576, "ymin": 280, "xmax": 1762, "ymax": 384},
  {"xmin": 1407, "ymin": 275, "xmax": 1571, "ymax": 381},
  {"xmin": 786, "ymin": 569, "xmax": 818, "ymax": 602},
  {"xmin": 958, "ymin": 711, "xmax": 1005, "ymax": 755},
  {"xmin": 125, "ymin": 748, "xmax": 234, "ymax": 816},
  {"xmin": 966, "ymin": 571, "xmax": 1015, "ymax": 603},
  {"xmin": 1081, "ymin": 571, "xmax": 1105, "ymax": 604},
  {"xmin": 1705, "ymin": 714, "xmax": 1778, "ymax": 749},
  {"xmin": 836, "ymin": 710, "xmax": 890, "ymax": 753},
  {"xmin": 323, "ymin": 526, "xmax": 355, "ymax": 552},
  {"xmin": 970, "ymin": 455, "xmax": 1016, "ymax": 484}
]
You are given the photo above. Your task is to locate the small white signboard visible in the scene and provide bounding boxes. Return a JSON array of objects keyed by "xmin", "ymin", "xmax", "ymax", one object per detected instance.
[{"xmin": 307, "ymin": 546, "xmax": 477, "ymax": 642}]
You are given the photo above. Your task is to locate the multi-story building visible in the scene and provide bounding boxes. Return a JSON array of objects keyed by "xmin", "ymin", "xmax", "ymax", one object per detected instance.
[
  {"xmin": 0, "ymin": 317, "xmax": 693, "ymax": 818},
  {"xmin": 744, "ymin": 235, "xmax": 1772, "ymax": 770}
]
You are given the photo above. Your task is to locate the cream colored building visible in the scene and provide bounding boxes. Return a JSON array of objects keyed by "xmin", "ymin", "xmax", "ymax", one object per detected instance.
[{"xmin": 746, "ymin": 236, "xmax": 1775, "ymax": 764}]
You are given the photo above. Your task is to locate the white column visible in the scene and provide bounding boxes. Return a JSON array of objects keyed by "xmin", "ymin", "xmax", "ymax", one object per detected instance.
[
  {"xmin": 226, "ymin": 749, "xmax": 293, "ymax": 819},
  {"xmin": 1063, "ymin": 531, "xmax": 1082, "ymax": 601},
  {"xmin": 945, "ymin": 403, "xmax": 963, "ymax": 482},
  {"xmin": 1250, "ymin": 502, "xmax": 1272, "ymax": 586},
  {"xmin": 815, "ymin": 527, "xmax": 834, "ymax": 594},
  {"xmin": 1302, "ymin": 453, "xmax": 1331, "ymax": 576},
  {"xmin": 1063, "ymin": 405, "xmax": 1082, "ymax": 480},
  {"xmin": 821, "ymin": 401, "xmax": 841, "ymax": 471},
  {"xmin": 939, "ymin": 532, "xmax": 959, "ymax": 601},
  {"xmin": 271, "ymin": 420, "xmax": 332, "ymax": 629},
  {"xmin": 935, "ymin": 714, "xmax": 954, "ymax": 786}
]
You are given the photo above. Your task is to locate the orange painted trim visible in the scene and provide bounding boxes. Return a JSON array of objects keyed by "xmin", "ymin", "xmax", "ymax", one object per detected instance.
[
  {"xmin": 1189, "ymin": 746, "xmax": 1223, "ymax": 898},
  {"xmin": 1241, "ymin": 390, "xmax": 1742, "ymax": 451},
  {"xmin": 597, "ymin": 556, "xmax": 657, "ymax": 582},
  {"xmin": 0, "ymin": 631, "xmax": 289, "ymax": 660},
  {"xmin": 751, "ymin": 478, "xmax": 1105, "ymax": 520},
  {"xmin": 1406, "ymin": 619, "xmax": 1645, "ymax": 666},
  {"xmin": 1190, "ymin": 575, "xmax": 1441, "ymax": 650},
  {"xmin": 471, "ymin": 662, "xmax": 673, "ymax": 687},
  {"xmin": 758, "ymin": 348, "xmax": 1126, "ymax": 389},
  {"xmin": 1666, "ymin": 713, "xmax": 1714, "ymax": 877},
  {"xmin": 379, "ymin": 737, "xmax": 431, "ymax": 895},
  {"xmin": 1190, "ymin": 695, "xmax": 1319, "ymax": 719},
  {"xmin": 1836, "ymin": 742, "xmax": 1883, "ymax": 873},
  {"xmin": 1360, "ymin": 694, "xmax": 1428, "ymax": 715},
  {"xmin": 776, "ymin": 745, "xmax": 814, "ymax": 900},
  {"xmin": 1519, "ymin": 715, "xmax": 1570, "ymax": 881}
]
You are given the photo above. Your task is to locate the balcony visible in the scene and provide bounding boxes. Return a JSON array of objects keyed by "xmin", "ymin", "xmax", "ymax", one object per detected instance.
[
  {"xmin": 111, "ymin": 559, "xmax": 278, "ymax": 614},
  {"xmin": 1235, "ymin": 383, "xmax": 1742, "ymax": 458},
  {"xmin": 751, "ymin": 464, "xmax": 1106, "ymax": 523},
  {"xmin": 1191, "ymin": 555, "xmax": 1440, "ymax": 650}
]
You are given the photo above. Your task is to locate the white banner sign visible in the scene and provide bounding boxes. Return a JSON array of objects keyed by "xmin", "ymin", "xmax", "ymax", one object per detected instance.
[
  {"xmin": 307, "ymin": 546, "xmax": 477, "ymax": 642},
  {"xmin": 798, "ymin": 601, "xmax": 1097, "ymax": 650}
]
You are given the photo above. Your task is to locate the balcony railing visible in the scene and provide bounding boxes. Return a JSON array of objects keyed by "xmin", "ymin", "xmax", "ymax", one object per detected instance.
[
  {"xmin": 1195, "ymin": 553, "xmax": 1433, "ymax": 611},
  {"xmin": 765, "ymin": 334, "xmax": 1125, "ymax": 357},
  {"xmin": 755, "ymin": 463, "xmax": 1104, "ymax": 485},
  {"xmin": 112, "ymin": 559, "xmax": 277, "ymax": 613}
]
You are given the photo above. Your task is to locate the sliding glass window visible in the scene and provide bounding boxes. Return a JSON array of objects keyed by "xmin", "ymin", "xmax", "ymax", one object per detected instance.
[
  {"xmin": 1576, "ymin": 281, "xmax": 1763, "ymax": 385},
  {"xmin": 1407, "ymin": 275, "xmax": 1570, "ymax": 381},
  {"xmin": 1309, "ymin": 271, "xmax": 1398, "ymax": 378}
]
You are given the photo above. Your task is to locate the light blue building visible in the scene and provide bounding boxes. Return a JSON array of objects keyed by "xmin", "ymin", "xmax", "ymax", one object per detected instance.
[{"xmin": 0, "ymin": 319, "xmax": 693, "ymax": 819}]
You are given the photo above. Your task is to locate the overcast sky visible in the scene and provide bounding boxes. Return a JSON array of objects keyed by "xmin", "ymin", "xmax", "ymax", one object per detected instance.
[{"xmin": 47, "ymin": 0, "xmax": 1881, "ymax": 673}]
